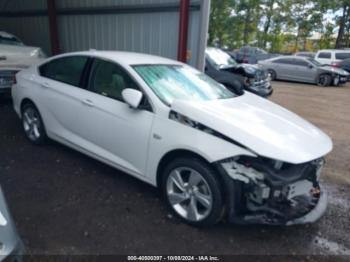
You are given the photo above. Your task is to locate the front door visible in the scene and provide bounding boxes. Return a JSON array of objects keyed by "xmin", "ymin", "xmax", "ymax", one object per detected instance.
[{"xmin": 77, "ymin": 58, "xmax": 155, "ymax": 176}]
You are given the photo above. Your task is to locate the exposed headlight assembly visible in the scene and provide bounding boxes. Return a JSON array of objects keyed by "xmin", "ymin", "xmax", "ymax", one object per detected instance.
[{"xmin": 244, "ymin": 77, "xmax": 255, "ymax": 86}]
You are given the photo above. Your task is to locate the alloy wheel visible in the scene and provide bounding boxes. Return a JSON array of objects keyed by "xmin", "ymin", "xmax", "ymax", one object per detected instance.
[
  {"xmin": 23, "ymin": 107, "xmax": 41, "ymax": 141},
  {"xmin": 166, "ymin": 167, "xmax": 213, "ymax": 222}
]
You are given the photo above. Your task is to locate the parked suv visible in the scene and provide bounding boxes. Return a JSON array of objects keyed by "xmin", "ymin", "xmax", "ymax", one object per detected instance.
[
  {"xmin": 205, "ymin": 47, "xmax": 273, "ymax": 97},
  {"xmin": 315, "ymin": 49, "xmax": 350, "ymax": 66},
  {"xmin": 0, "ymin": 31, "xmax": 46, "ymax": 96}
]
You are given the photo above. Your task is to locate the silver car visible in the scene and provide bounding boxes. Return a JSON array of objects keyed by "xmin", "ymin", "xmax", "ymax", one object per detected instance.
[
  {"xmin": 258, "ymin": 56, "xmax": 350, "ymax": 86},
  {"xmin": 0, "ymin": 186, "xmax": 23, "ymax": 261}
]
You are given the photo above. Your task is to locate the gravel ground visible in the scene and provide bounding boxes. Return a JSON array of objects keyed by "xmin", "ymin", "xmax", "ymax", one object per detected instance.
[{"xmin": 0, "ymin": 81, "xmax": 349, "ymax": 259}]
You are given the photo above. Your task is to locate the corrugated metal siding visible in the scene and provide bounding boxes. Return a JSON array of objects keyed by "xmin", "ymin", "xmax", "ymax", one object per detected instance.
[
  {"xmin": 0, "ymin": 0, "xmax": 47, "ymax": 11},
  {"xmin": 57, "ymin": 0, "xmax": 180, "ymax": 9},
  {"xmin": 0, "ymin": 0, "xmax": 204, "ymax": 68},
  {"xmin": 59, "ymin": 12, "xmax": 180, "ymax": 60}
]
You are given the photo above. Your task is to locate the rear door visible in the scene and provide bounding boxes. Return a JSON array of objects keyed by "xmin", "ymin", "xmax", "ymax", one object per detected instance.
[
  {"xmin": 271, "ymin": 58, "xmax": 295, "ymax": 80},
  {"xmin": 37, "ymin": 55, "xmax": 90, "ymax": 141}
]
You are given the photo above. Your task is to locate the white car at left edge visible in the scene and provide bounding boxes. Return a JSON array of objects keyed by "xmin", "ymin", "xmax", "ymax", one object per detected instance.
[
  {"xmin": 0, "ymin": 31, "xmax": 46, "ymax": 97},
  {"xmin": 12, "ymin": 50, "xmax": 332, "ymax": 226}
]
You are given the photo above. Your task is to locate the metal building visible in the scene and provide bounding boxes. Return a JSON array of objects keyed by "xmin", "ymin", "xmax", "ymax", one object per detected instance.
[{"xmin": 0, "ymin": 0, "xmax": 210, "ymax": 70}]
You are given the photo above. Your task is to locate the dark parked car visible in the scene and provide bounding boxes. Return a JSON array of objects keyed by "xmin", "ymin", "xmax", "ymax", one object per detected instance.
[
  {"xmin": 336, "ymin": 58, "xmax": 350, "ymax": 73},
  {"xmin": 0, "ymin": 185, "xmax": 24, "ymax": 260},
  {"xmin": 228, "ymin": 46, "xmax": 279, "ymax": 64},
  {"xmin": 205, "ymin": 47, "xmax": 273, "ymax": 97}
]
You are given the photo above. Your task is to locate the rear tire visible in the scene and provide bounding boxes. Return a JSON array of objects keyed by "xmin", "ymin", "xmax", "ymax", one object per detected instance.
[
  {"xmin": 161, "ymin": 157, "xmax": 224, "ymax": 226},
  {"xmin": 317, "ymin": 74, "xmax": 331, "ymax": 87},
  {"xmin": 21, "ymin": 103, "xmax": 47, "ymax": 145}
]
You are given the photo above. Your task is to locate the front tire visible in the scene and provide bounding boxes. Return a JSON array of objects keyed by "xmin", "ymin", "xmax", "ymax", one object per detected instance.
[
  {"xmin": 317, "ymin": 74, "xmax": 331, "ymax": 87},
  {"xmin": 21, "ymin": 103, "xmax": 47, "ymax": 145},
  {"xmin": 268, "ymin": 69, "xmax": 277, "ymax": 80},
  {"xmin": 161, "ymin": 157, "xmax": 224, "ymax": 226}
]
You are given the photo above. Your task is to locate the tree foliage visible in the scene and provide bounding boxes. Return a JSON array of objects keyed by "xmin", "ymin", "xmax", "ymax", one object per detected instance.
[{"xmin": 208, "ymin": 0, "xmax": 346, "ymax": 52}]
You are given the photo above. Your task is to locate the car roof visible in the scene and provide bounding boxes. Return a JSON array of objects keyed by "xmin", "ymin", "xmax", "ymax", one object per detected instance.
[
  {"xmin": 54, "ymin": 50, "xmax": 183, "ymax": 66},
  {"xmin": 272, "ymin": 55, "xmax": 306, "ymax": 59},
  {"xmin": 317, "ymin": 49, "xmax": 350, "ymax": 53},
  {"xmin": 265, "ymin": 55, "xmax": 310, "ymax": 63}
]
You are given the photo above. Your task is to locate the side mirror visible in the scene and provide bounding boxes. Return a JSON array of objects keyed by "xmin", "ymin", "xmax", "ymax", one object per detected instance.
[
  {"xmin": 308, "ymin": 64, "xmax": 313, "ymax": 69},
  {"xmin": 225, "ymin": 80, "xmax": 244, "ymax": 96},
  {"xmin": 122, "ymin": 88, "xmax": 143, "ymax": 109}
]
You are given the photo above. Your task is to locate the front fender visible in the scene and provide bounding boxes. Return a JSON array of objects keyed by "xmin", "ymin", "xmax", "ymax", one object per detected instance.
[{"xmin": 145, "ymin": 116, "xmax": 255, "ymax": 185}]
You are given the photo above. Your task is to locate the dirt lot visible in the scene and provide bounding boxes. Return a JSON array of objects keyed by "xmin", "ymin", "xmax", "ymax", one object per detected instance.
[{"xmin": 0, "ymin": 81, "xmax": 350, "ymax": 258}]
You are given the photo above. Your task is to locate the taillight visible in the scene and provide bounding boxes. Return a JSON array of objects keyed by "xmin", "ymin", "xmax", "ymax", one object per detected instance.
[{"xmin": 331, "ymin": 62, "xmax": 340, "ymax": 67}]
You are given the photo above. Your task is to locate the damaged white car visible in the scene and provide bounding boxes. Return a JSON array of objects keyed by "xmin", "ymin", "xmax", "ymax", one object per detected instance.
[
  {"xmin": 0, "ymin": 31, "xmax": 46, "ymax": 96},
  {"xmin": 12, "ymin": 51, "xmax": 332, "ymax": 226}
]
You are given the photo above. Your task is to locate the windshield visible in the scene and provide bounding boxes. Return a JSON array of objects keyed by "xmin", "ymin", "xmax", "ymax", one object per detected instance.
[
  {"xmin": 133, "ymin": 64, "xmax": 236, "ymax": 105},
  {"xmin": 307, "ymin": 58, "xmax": 322, "ymax": 67},
  {"xmin": 206, "ymin": 48, "xmax": 237, "ymax": 69},
  {"xmin": 0, "ymin": 35, "xmax": 23, "ymax": 46}
]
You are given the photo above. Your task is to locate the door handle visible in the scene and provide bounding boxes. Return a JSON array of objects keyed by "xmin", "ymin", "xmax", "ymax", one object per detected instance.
[
  {"xmin": 40, "ymin": 82, "xmax": 50, "ymax": 88},
  {"xmin": 82, "ymin": 99, "xmax": 94, "ymax": 107}
]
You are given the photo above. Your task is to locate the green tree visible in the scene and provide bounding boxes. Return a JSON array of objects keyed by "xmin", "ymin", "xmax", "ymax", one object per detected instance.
[{"xmin": 208, "ymin": 0, "xmax": 234, "ymax": 46}]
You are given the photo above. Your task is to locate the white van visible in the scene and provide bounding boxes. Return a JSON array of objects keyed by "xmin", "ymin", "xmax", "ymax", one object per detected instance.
[{"xmin": 315, "ymin": 49, "xmax": 350, "ymax": 66}]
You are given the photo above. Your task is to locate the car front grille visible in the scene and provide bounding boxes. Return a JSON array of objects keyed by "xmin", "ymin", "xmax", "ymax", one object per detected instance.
[{"xmin": 252, "ymin": 70, "xmax": 270, "ymax": 88}]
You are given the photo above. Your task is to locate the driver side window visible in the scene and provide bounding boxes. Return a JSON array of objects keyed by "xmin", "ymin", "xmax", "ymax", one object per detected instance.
[{"xmin": 88, "ymin": 59, "xmax": 139, "ymax": 101}]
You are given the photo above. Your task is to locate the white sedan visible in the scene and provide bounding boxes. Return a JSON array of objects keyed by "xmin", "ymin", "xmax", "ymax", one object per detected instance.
[{"xmin": 12, "ymin": 51, "xmax": 332, "ymax": 226}]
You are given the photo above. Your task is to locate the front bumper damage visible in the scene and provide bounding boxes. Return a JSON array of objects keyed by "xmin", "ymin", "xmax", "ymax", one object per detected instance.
[{"xmin": 217, "ymin": 156, "xmax": 327, "ymax": 225}]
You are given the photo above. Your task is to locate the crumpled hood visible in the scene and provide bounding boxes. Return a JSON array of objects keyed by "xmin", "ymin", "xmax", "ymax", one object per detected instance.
[
  {"xmin": 0, "ymin": 44, "xmax": 44, "ymax": 69},
  {"xmin": 171, "ymin": 92, "xmax": 332, "ymax": 164},
  {"xmin": 239, "ymin": 63, "xmax": 266, "ymax": 74},
  {"xmin": 320, "ymin": 65, "xmax": 349, "ymax": 76},
  {"xmin": 222, "ymin": 63, "xmax": 267, "ymax": 78}
]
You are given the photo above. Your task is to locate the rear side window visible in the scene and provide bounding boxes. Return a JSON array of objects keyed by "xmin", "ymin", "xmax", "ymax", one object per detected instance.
[
  {"xmin": 39, "ymin": 56, "xmax": 88, "ymax": 87},
  {"xmin": 293, "ymin": 59, "xmax": 308, "ymax": 67},
  {"xmin": 335, "ymin": 53, "xmax": 350, "ymax": 60},
  {"xmin": 318, "ymin": 52, "xmax": 331, "ymax": 59}
]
